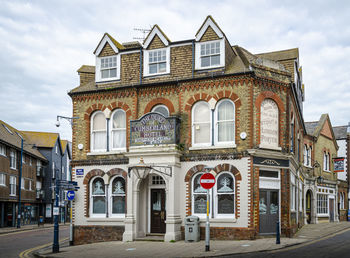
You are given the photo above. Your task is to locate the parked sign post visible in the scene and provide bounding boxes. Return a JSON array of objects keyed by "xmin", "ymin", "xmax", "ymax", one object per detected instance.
[
  {"xmin": 67, "ymin": 190, "xmax": 75, "ymax": 246},
  {"xmin": 200, "ymin": 173, "xmax": 216, "ymax": 252}
]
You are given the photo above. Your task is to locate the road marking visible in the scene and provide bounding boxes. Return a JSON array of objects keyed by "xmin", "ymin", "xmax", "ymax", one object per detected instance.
[
  {"xmin": 19, "ymin": 237, "xmax": 69, "ymax": 258},
  {"xmin": 0, "ymin": 225, "xmax": 69, "ymax": 237}
]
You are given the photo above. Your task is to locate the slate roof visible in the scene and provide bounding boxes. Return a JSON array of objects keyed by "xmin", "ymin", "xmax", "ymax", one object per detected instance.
[
  {"xmin": 20, "ymin": 131, "xmax": 59, "ymax": 148},
  {"xmin": 333, "ymin": 126, "xmax": 348, "ymax": 140},
  {"xmin": 0, "ymin": 120, "xmax": 46, "ymax": 161},
  {"xmin": 305, "ymin": 121, "xmax": 319, "ymax": 135}
]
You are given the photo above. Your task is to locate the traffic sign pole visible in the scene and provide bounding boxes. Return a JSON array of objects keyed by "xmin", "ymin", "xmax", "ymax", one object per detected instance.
[
  {"xmin": 69, "ymin": 200, "xmax": 73, "ymax": 246},
  {"xmin": 206, "ymin": 189, "xmax": 210, "ymax": 252}
]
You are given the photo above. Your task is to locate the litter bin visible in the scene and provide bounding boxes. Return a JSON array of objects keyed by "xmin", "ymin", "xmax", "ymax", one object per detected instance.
[{"xmin": 185, "ymin": 216, "xmax": 200, "ymax": 242}]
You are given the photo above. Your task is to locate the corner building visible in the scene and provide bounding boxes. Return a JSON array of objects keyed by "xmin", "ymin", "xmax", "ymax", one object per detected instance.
[{"xmin": 69, "ymin": 16, "xmax": 306, "ymax": 244}]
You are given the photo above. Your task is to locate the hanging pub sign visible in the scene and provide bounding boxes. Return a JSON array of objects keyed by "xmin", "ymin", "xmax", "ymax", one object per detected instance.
[
  {"xmin": 333, "ymin": 157, "xmax": 345, "ymax": 172},
  {"xmin": 130, "ymin": 112, "xmax": 180, "ymax": 146}
]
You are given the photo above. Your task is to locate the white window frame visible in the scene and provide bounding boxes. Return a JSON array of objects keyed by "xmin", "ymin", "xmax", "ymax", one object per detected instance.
[
  {"xmin": 91, "ymin": 111, "xmax": 107, "ymax": 152},
  {"xmin": 152, "ymin": 105, "xmax": 169, "ymax": 117},
  {"xmin": 323, "ymin": 152, "xmax": 330, "ymax": 172},
  {"xmin": 191, "ymin": 101, "xmax": 212, "ymax": 147},
  {"xmin": 195, "ymin": 39, "xmax": 225, "ymax": 70},
  {"xmin": 10, "ymin": 150, "xmax": 16, "ymax": 169},
  {"xmin": 22, "ymin": 154, "xmax": 25, "ymax": 164},
  {"xmin": 192, "ymin": 172, "xmax": 211, "ymax": 218},
  {"xmin": 0, "ymin": 173, "xmax": 5, "ymax": 186},
  {"xmin": 304, "ymin": 145, "xmax": 308, "ymax": 166},
  {"xmin": 29, "ymin": 180, "xmax": 32, "ymax": 191},
  {"xmin": 90, "ymin": 177, "xmax": 107, "ymax": 218},
  {"xmin": 144, "ymin": 47, "xmax": 170, "ymax": 77},
  {"xmin": 214, "ymin": 172, "xmax": 235, "ymax": 219},
  {"xmin": 317, "ymin": 193, "xmax": 328, "ymax": 215},
  {"xmin": 110, "ymin": 109, "xmax": 126, "ymax": 151},
  {"xmin": 0, "ymin": 144, "xmax": 6, "ymax": 156},
  {"xmin": 96, "ymin": 55, "xmax": 120, "ymax": 82},
  {"xmin": 109, "ymin": 176, "xmax": 126, "ymax": 218},
  {"xmin": 308, "ymin": 146, "xmax": 312, "ymax": 167},
  {"xmin": 214, "ymin": 99, "xmax": 235, "ymax": 147},
  {"xmin": 21, "ymin": 177, "xmax": 25, "ymax": 190},
  {"xmin": 10, "ymin": 176, "xmax": 16, "ymax": 196}
]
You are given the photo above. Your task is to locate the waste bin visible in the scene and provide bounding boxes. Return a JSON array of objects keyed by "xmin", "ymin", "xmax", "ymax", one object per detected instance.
[{"xmin": 184, "ymin": 216, "xmax": 200, "ymax": 242}]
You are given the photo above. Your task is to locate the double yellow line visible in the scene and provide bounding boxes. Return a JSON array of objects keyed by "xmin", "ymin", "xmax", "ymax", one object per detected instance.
[{"xmin": 19, "ymin": 237, "xmax": 69, "ymax": 258}]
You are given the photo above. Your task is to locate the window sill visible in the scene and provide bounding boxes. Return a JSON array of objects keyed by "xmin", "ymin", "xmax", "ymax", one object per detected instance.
[
  {"xmin": 198, "ymin": 218, "xmax": 237, "ymax": 223},
  {"xmin": 195, "ymin": 65, "xmax": 224, "ymax": 71},
  {"xmin": 96, "ymin": 78, "xmax": 120, "ymax": 83},
  {"xmin": 87, "ymin": 217, "xmax": 125, "ymax": 222},
  {"xmin": 144, "ymin": 72, "xmax": 170, "ymax": 78},
  {"xmin": 259, "ymin": 145, "xmax": 282, "ymax": 151},
  {"xmin": 189, "ymin": 144, "xmax": 236, "ymax": 151},
  {"xmin": 317, "ymin": 214, "xmax": 329, "ymax": 217},
  {"xmin": 87, "ymin": 149, "xmax": 126, "ymax": 156}
]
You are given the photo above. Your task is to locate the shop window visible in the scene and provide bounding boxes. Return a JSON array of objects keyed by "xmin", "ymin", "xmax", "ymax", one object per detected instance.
[{"xmin": 317, "ymin": 194, "xmax": 328, "ymax": 215}]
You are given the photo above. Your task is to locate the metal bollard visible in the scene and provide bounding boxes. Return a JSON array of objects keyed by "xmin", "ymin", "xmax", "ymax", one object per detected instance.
[{"xmin": 276, "ymin": 221, "xmax": 280, "ymax": 244}]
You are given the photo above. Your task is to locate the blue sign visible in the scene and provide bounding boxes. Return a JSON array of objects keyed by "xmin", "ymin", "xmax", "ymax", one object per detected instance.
[
  {"xmin": 76, "ymin": 169, "xmax": 84, "ymax": 175},
  {"xmin": 67, "ymin": 190, "xmax": 75, "ymax": 201}
]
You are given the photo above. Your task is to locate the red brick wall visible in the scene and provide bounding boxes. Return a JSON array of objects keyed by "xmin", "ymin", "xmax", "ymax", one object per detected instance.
[{"xmin": 74, "ymin": 225, "xmax": 124, "ymax": 245}]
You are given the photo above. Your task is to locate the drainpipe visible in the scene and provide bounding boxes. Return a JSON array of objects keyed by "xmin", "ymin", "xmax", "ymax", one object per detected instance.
[
  {"xmin": 139, "ymin": 48, "xmax": 143, "ymax": 84},
  {"xmin": 192, "ymin": 40, "xmax": 195, "ymax": 78}
]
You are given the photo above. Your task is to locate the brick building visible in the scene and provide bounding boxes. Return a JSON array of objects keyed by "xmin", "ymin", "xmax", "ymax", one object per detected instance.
[
  {"xmin": 304, "ymin": 115, "xmax": 339, "ymax": 224},
  {"xmin": 0, "ymin": 120, "xmax": 47, "ymax": 227},
  {"xmin": 69, "ymin": 16, "xmax": 306, "ymax": 244}
]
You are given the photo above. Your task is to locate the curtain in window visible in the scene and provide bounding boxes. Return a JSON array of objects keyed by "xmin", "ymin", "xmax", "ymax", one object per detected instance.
[
  {"xmin": 193, "ymin": 102, "xmax": 210, "ymax": 144},
  {"xmin": 111, "ymin": 110, "xmax": 126, "ymax": 149},
  {"xmin": 92, "ymin": 178, "xmax": 105, "ymax": 214},
  {"xmin": 217, "ymin": 100, "xmax": 234, "ymax": 142},
  {"xmin": 92, "ymin": 112, "xmax": 106, "ymax": 150}
]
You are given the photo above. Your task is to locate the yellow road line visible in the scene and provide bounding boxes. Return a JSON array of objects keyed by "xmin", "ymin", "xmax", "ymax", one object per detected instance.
[{"xmin": 19, "ymin": 237, "xmax": 69, "ymax": 258}]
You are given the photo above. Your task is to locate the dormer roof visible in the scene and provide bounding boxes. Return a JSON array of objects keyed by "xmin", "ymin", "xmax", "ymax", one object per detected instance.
[
  {"xmin": 195, "ymin": 15, "xmax": 224, "ymax": 41},
  {"xmin": 143, "ymin": 25, "xmax": 171, "ymax": 49},
  {"xmin": 94, "ymin": 33, "xmax": 125, "ymax": 56}
]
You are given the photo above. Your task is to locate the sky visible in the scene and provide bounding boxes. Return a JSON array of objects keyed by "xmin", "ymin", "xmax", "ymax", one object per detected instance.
[{"xmin": 0, "ymin": 0, "xmax": 349, "ymax": 141}]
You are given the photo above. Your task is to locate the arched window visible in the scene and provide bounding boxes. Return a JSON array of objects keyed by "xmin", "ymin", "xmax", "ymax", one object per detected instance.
[
  {"xmin": 192, "ymin": 173, "xmax": 207, "ymax": 216},
  {"xmin": 152, "ymin": 105, "xmax": 169, "ymax": 117},
  {"xmin": 110, "ymin": 109, "xmax": 126, "ymax": 150},
  {"xmin": 192, "ymin": 101, "xmax": 211, "ymax": 146},
  {"xmin": 109, "ymin": 176, "xmax": 126, "ymax": 217},
  {"xmin": 323, "ymin": 152, "xmax": 330, "ymax": 171},
  {"xmin": 90, "ymin": 177, "xmax": 106, "ymax": 217},
  {"xmin": 308, "ymin": 146, "xmax": 312, "ymax": 166},
  {"xmin": 215, "ymin": 99, "xmax": 235, "ymax": 145},
  {"xmin": 260, "ymin": 99, "xmax": 279, "ymax": 149},
  {"xmin": 304, "ymin": 145, "xmax": 308, "ymax": 166},
  {"xmin": 91, "ymin": 111, "xmax": 106, "ymax": 151},
  {"xmin": 214, "ymin": 172, "xmax": 235, "ymax": 218}
]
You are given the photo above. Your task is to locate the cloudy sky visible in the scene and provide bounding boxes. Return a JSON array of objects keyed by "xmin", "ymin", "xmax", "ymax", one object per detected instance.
[{"xmin": 1, "ymin": 0, "xmax": 349, "ymax": 140}]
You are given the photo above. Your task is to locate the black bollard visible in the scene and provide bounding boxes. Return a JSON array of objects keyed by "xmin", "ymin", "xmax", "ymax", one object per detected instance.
[{"xmin": 276, "ymin": 221, "xmax": 280, "ymax": 244}]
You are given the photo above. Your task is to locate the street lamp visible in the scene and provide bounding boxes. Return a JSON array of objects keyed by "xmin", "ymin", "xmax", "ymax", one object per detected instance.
[
  {"xmin": 55, "ymin": 115, "xmax": 79, "ymax": 128},
  {"xmin": 128, "ymin": 158, "xmax": 172, "ymax": 179}
]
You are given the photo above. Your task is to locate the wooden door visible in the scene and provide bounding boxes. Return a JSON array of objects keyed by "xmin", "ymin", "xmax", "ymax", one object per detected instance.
[
  {"xmin": 151, "ymin": 189, "xmax": 166, "ymax": 233},
  {"xmin": 306, "ymin": 191, "xmax": 312, "ymax": 224}
]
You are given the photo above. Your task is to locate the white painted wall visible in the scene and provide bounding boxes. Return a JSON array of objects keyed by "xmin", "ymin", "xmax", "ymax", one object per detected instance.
[{"xmin": 336, "ymin": 139, "xmax": 347, "ymax": 181}]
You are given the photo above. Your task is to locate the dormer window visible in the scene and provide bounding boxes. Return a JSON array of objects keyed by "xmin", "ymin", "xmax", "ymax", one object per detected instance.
[
  {"xmin": 101, "ymin": 56, "xmax": 117, "ymax": 79},
  {"xmin": 200, "ymin": 41, "xmax": 220, "ymax": 67},
  {"xmin": 144, "ymin": 48, "xmax": 170, "ymax": 76}
]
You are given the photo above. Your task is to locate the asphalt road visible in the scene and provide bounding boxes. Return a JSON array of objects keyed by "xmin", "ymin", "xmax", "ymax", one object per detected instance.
[
  {"xmin": 222, "ymin": 229, "xmax": 350, "ymax": 258},
  {"xmin": 0, "ymin": 225, "xmax": 69, "ymax": 258}
]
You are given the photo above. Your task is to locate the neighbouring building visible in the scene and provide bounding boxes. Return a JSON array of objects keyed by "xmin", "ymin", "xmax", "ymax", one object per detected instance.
[
  {"xmin": 60, "ymin": 139, "xmax": 72, "ymax": 222},
  {"xmin": 304, "ymin": 114, "xmax": 339, "ymax": 224},
  {"xmin": 333, "ymin": 124, "xmax": 350, "ymax": 221},
  {"xmin": 0, "ymin": 120, "xmax": 47, "ymax": 227},
  {"xmin": 69, "ymin": 16, "xmax": 307, "ymax": 245}
]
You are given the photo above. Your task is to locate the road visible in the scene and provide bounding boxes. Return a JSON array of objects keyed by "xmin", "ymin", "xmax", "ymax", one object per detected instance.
[
  {"xmin": 0, "ymin": 225, "xmax": 69, "ymax": 258},
  {"xmin": 221, "ymin": 228, "xmax": 350, "ymax": 258}
]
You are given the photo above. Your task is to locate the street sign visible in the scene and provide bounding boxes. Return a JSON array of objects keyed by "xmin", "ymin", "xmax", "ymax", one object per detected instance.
[
  {"xmin": 76, "ymin": 169, "xmax": 84, "ymax": 176},
  {"xmin": 200, "ymin": 173, "xmax": 216, "ymax": 189},
  {"xmin": 67, "ymin": 191, "xmax": 75, "ymax": 201},
  {"xmin": 53, "ymin": 207, "xmax": 59, "ymax": 216}
]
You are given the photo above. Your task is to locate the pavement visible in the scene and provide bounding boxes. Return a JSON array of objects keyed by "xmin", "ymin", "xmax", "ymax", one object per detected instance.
[{"xmin": 27, "ymin": 221, "xmax": 350, "ymax": 258}]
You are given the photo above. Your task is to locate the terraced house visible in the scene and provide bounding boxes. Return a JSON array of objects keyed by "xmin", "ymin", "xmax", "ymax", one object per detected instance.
[{"xmin": 69, "ymin": 16, "xmax": 308, "ymax": 245}]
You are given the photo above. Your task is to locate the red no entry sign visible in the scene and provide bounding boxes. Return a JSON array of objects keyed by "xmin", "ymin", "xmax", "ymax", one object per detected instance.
[{"xmin": 200, "ymin": 173, "xmax": 216, "ymax": 189}]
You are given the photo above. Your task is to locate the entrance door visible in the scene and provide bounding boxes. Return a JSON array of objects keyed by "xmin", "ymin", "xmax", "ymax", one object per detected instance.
[
  {"xmin": 306, "ymin": 190, "xmax": 312, "ymax": 224},
  {"xmin": 259, "ymin": 189, "xmax": 279, "ymax": 234},
  {"xmin": 151, "ymin": 189, "xmax": 166, "ymax": 233},
  {"xmin": 329, "ymin": 198, "xmax": 334, "ymax": 222}
]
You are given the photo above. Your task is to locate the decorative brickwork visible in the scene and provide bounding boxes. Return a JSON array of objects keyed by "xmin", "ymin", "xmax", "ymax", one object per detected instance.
[
  {"xmin": 143, "ymin": 97, "xmax": 175, "ymax": 115},
  {"xmin": 74, "ymin": 225, "xmax": 124, "ymax": 245},
  {"xmin": 98, "ymin": 42, "xmax": 116, "ymax": 57}
]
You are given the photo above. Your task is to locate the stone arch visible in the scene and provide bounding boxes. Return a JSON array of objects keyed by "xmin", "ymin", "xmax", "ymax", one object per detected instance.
[{"xmin": 144, "ymin": 97, "xmax": 175, "ymax": 115}]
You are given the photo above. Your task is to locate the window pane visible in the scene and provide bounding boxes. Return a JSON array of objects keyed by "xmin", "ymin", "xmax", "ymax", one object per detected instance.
[
  {"xmin": 218, "ymin": 101, "xmax": 234, "ymax": 120},
  {"xmin": 93, "ymin": 131, "xmax": 106, "ymax": 150},
  {"xmin": 152, "ymin": 105, "xmax": 169, "ymax": 117},
  {"xmin": 110, "ymin": 68, "xmax": 116, "ymax": 77},
  {"xmin": 193, "ymin": 102, "xmax": 210, "ymax": 123},
  {"xmin": 211, "ymin": 55, "xmax": 220, "ymax": 65},
  {"xmin": 112, "ymin": 178, "xmax": 125, "ymax": 194},
  {"xmin": 193, "ymin": 174, "xmax": 206, "ymax": 193},
  {"xmin": 112, "ymin": 130, "xmax": 126, "ymax": 149},
  {"xmin": 112, "ymin": 196, "xmax": 125, "ymax": 214},
  {"xmin": 270, "ymin": 191, "xmax": 278, "ymax": 214},
  {"xmin": 93, "ymin": 196, "xmax": 105, "ymax": 214},
  {"xmin": 93, "ymin": 113, "xmax": 106, "ymax": 130},
  {"xmin": 149, "ymin": 63, "xmax": 157, "ymax": 74},
  {"xmin": 201, "ymin": 56, "xmax": 210, "ymax": 67},
  {"xmin": 159, "ymin": 62, "xmax": 166, "ymax": 72},
  {"xmin": 259, "ymin": 192, "xmax": 267, "ymax": 214},
  {"xmin": 200, "ymin": 44, "xmax": 205, "ymax": 55},
  {"xmin": 92, "ymin": 179, "xmax": 105, "ymax": 195},
  {"xmin": 217, "ymin": 174, "xmax": 234, "ymax": 193},
  {"xmin": 194, "ymin": 194, "xmax": 207, "ymax": 213},
  {"xmin": 194, "ymin": 123, "xmax": 210, "ymax": 144},
  {"xmin": 101, "ymin": 70, "xmax": 109, "ymax": 79},
  {"xmin": 112, "ymin": 110, "xmax": 126, "ymax": 129},
  {"xmin": 218, "ymin": 121, "xmax": 234, "ymax": 142},
  {"xmin": 218, "ymin": 194, "xmax": 234, "ymax": 214}
]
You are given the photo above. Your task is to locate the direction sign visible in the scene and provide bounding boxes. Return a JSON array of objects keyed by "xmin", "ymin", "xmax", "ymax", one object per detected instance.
[
  {"xmin": 67, "ymin": 191, "xmax": 75, "ymax": 201},
  {"xmin": 200, "ymin": 173, "xmax": 216, "ymax": 189}
]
